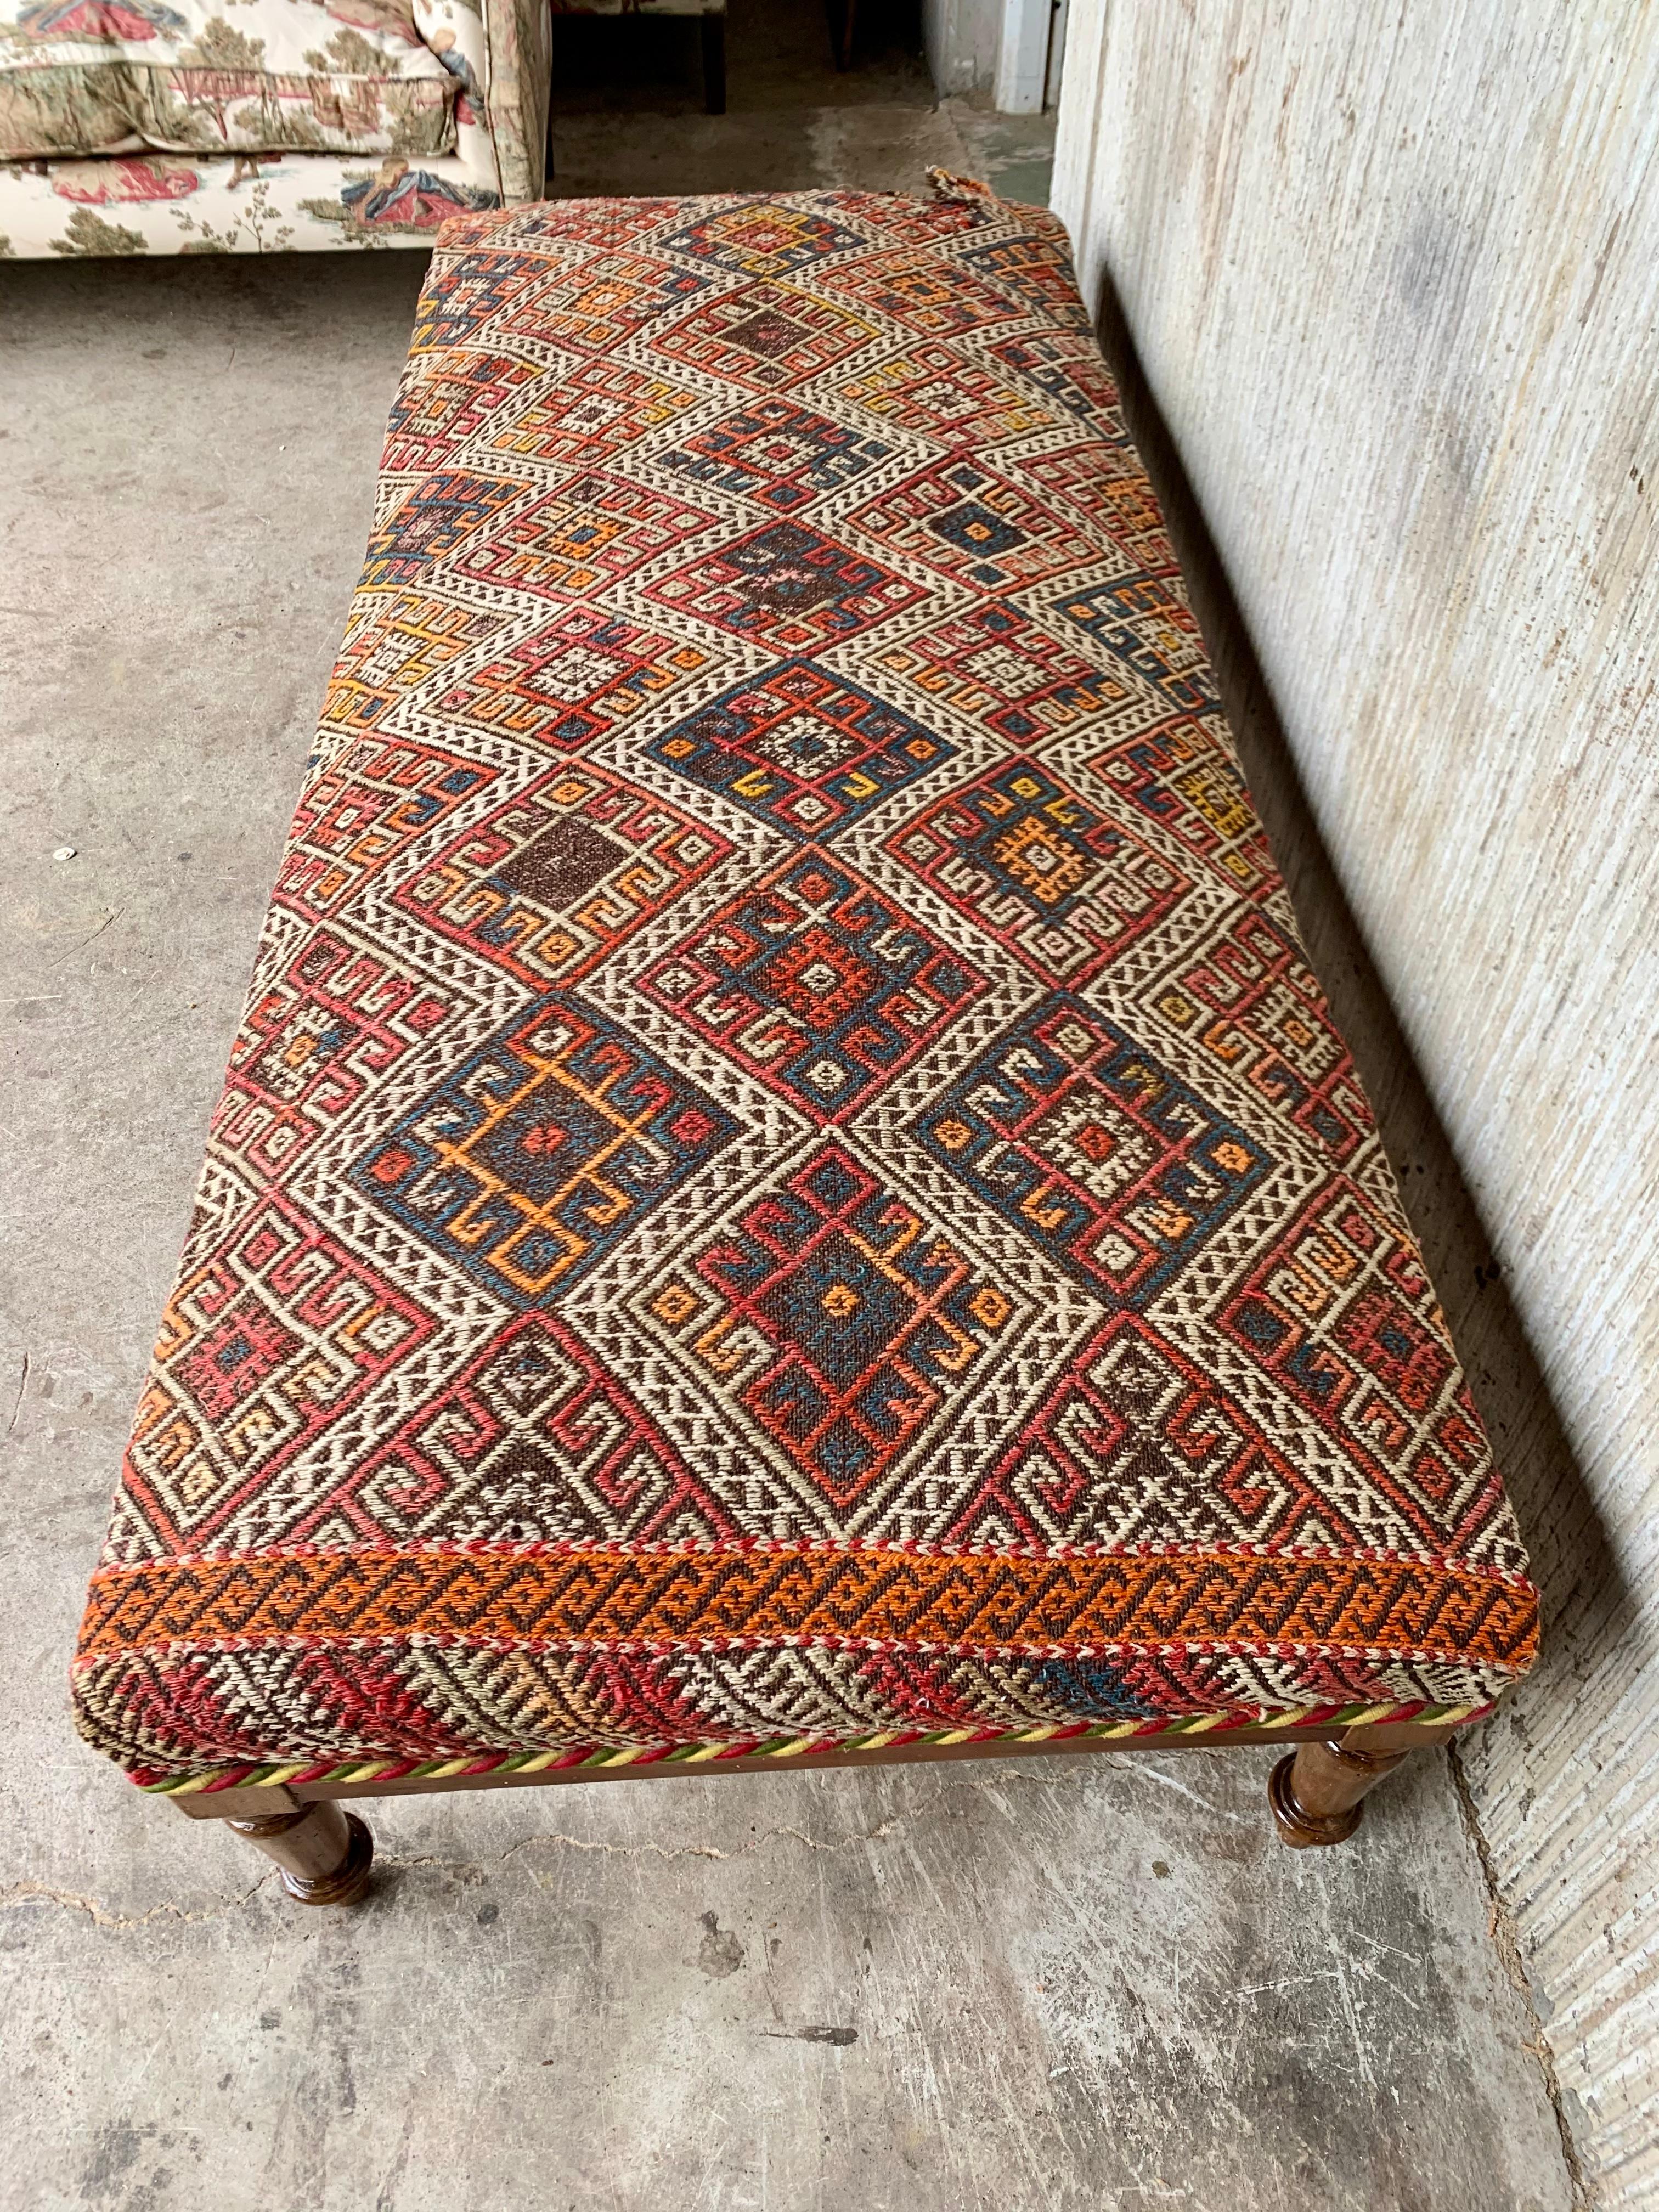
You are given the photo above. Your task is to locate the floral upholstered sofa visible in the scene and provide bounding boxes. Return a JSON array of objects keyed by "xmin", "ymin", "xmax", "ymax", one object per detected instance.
[{"xmin": 0, "ymin": 0, "xmax": 551, "ymax": 255}]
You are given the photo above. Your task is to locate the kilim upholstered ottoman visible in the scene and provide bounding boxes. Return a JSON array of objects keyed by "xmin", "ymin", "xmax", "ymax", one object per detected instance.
[{"xmin": 72, "ymin": 178, "xmax": 1540, "ymax": 1905}]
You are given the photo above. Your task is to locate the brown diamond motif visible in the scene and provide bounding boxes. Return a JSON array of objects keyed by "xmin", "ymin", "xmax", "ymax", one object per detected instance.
[{"xmin": 497, "ymin": 818, "xmax": 627, "ymax": 909}]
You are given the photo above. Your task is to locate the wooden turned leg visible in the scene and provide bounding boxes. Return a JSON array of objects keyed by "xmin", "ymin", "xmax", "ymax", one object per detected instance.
[
  {"xmin": 828, "ymin": 0, "xmax": 855, "ymax": 70},
  {"xmin": 701, "ymin": 10, "xmax": 726, "ymax": 112},
  {"xmin": 224, "ymin": 1801, "xmax": 375, "ymax": 1905},
  {"xmin": 1268, "ymin": 1737, "xmax": 1410, "ymax": 1848}
]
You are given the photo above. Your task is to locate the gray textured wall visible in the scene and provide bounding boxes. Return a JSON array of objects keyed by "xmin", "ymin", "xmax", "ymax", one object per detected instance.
[
  {"xmin": 1052, "ymin": 5, "xmax": 1659, "ymax": 2202},
  {"xmin": 921, "ymin": 0, "xmax": 1003, "ymax": 94}
]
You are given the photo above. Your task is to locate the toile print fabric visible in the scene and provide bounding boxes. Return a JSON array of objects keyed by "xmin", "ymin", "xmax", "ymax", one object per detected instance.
[
  {"xmin": 0, "ymin": 146, "xmax": 494, "ymax": 252},
  {"xmin": 0, "ymin": 0, "xmax": 461, "ymax": 161},
  {"xmin": 0, "ymin": 0, "xmax": 543, "ymax": 253},
  {"xmin": 71, "ymin": 185, "xmax": 1541, "ymax": 1792}
]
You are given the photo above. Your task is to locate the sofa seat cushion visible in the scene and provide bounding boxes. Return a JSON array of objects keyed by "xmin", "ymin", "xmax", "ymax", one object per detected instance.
[
  {"xmin": 0, "ymin": 0, "xmax": 456, "ymax": 160},
  {"xmin": 70, "ymin": 186, "xmax": 1539, "ymax": 1795}
]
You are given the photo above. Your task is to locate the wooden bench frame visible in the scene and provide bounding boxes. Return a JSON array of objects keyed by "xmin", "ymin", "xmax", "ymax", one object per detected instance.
[{"xmin": 171, "ymin": 1718, "xmax": 1457, "ymax": 1905}]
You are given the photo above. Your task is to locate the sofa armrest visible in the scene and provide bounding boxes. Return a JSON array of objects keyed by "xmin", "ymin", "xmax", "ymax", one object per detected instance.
[{"xmin": 484, "ymin": 0, "xmax": 551, "ymax": 203}]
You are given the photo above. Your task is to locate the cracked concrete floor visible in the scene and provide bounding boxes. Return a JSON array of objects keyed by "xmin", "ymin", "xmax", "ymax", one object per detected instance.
[{"xmin": 0, "ymin": 18, "xmax": 1573, "ymax": 2208}]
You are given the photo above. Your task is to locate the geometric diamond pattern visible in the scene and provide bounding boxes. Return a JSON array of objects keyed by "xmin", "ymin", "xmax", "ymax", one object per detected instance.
[
  {"xmin": 825, "ymin": 247, "xmax": 1025, "ymax": 337},
  {"xmin": 647, "ymin": 1143, "xmax": 1015, "ymax": 1514},
  {"xmin": 350, "ymin": 995, "xmax": 743, "ymax": 1308},
  {"xmin": 1151, "ymin": 905, "xmax": 1367, "ymax": 1161},
  {"xmin": 390, "ymin": 760, "xmax": 734, "ymax": 989},
  {"xmin": 433, "ymin": 604, "xmax": 712, "ymax": 753},
  {"xmin": 835, "ymin": 342, "xmax": 1056, "ymax": 444},
  {"xmin": 475, "ymin": 356, "xmax": 702, "ymax": 471},
  {"xmin": 640, "ymin": 849, "xmax": 984, "ymax": 1121},
  {"xmin": 884, "ymin": 755, "xmax": 1189, "ymax": 984},
  {"xmin": 323, "ymin": 589, "xmax": 505, "ymax": 735},
  {"xmin": 495, "ymin": 249, "xmax": 714, "ymax": 356},
  {"xmin": 645, "ymin": 658, "xmax": 955, "ymax": 840},
  {"xmin": 945, "ymin": 1310, "xmax": 1342, "ymax": 1554},
  {"xmin": 123, "ymin": 1190, "xmax": 435, "ymax": 1550},
  {"xmin": 914, "ymin": 997, "xmax": 1273, "ymax": 1306},
  {"xmin": 659, "ymin": 202, "xmax": 868, "ymax": 278},
  {"xmin": 1091, "ymin": 719, "xmax": 1278, "ymax": 899},
  {"xmin": 644, "ymin": 519, "xmax": 926, "ymax": 653},
  {"xmin": 1216, "ymin": 1178, "xmax": 1477, "ymax": 1510},
  {"xmin": 353, "ymin": 1310, "xmax": 738, "ymax": 1546},
  {"xmin": 219, "ymin": 925, "xmax": 450, "ymax": 1180},
  {"xmin": 364, "ymin": 469, "xmax": 527, "ymax": 586},
  {"xmin": 853, "ymin": 457, "xmax": 1082, "ymax": 591},
  {"xmin": 871, "ymin": 597, "xmax": 1141, "ymax": 745},
  {"xmin": 448, "ymin": 472, "xmax": 716, "ymax": 600},
  {"xmin": 277, "ymin": 737, "xmax": 492, "ymax": 920},
  {"xmin": 1053, "ymin": 571, "xmax": 1218, "ymax": 714},
  {"xmin": 1023, "ymin": 440, "xmax": 1178, "ymax": 575},
  {"xmin": 654, "ymin": 279, "xmax": 879, "ymax": 395},
  {"xmin": 75, "ymin": 187, "xmax": 1535, "ymax": 1788},
  {"xmin": 657, "ymin": 399, "xmax": 891, "ymax": 515}
]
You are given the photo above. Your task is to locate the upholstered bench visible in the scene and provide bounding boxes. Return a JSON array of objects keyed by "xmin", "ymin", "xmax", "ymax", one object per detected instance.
[{"xmin": 72, "ymin": 179, "xmax": 1539, "ymax": 1906}]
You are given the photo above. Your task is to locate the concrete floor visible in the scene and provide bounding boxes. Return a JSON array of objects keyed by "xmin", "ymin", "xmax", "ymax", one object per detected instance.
[
  {"xmin": 545, "ymin": 0, "xmax": 1059, "ymax": 208},
  {"xmin": 0, "ymin": 8, "xmax": 1576, "ymax": 2207}
]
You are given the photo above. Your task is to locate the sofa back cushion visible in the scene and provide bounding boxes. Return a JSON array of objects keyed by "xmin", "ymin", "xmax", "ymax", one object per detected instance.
[{"xmin": 0, "ymin": 0, "xmax": 459, "ymax": 160}]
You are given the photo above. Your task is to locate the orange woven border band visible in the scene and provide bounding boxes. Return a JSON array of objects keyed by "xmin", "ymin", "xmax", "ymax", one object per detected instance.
[{"xmin": 79, "ymin": 1547, "xmax": 1539, "ymax": 1668}]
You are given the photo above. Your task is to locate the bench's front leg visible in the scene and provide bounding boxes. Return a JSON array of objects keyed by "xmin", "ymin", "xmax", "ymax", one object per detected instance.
[
  {"xmin": 188, "ymin": 1797, "xmax": 376, "ymax": 1905},
  {"xmin": 1268, "ymin": 1737, "xmax": 1412, "ymax": 1847}
]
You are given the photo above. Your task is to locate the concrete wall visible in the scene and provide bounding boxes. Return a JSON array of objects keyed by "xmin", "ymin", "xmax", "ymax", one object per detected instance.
[
  {"xmin": 1052, "ymin": 5, "xmax": 1659, "ymax": 2203},
  {"xmin": 921, "ymin": 0, "xmax": 1003, "ymax": 97},
  {"xmin": 923, "ymin": 0, "xmax": 1065, "ymax": 107},
  {"xmin": 923, "ymin": 0, "xmax": 1066, "ymax": 110}
]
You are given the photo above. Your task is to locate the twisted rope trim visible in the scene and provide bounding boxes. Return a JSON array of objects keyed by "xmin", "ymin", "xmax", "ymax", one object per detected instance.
[{"xmin": 133, "ymin": 1696, "xmax": 1488, "ymax": 1796}]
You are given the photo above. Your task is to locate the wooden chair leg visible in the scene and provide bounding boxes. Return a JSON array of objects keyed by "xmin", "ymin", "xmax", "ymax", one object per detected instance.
[
  {"xmin": 1268, "ymin": 1737, "xmax": 1410, "ymax": 1848},
  {"xmin": 217, "ymin": 1800, "xmax": 376, "ymax": 1905},
  {"xmin": 702, "ymin": 10, "xmax": 726, "ymax": 112},
  {"xmin": 828, "ymin": 0, "xmax": 855, "ymax": 71}
]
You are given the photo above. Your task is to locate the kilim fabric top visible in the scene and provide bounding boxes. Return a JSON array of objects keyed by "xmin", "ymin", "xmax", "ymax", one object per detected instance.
[{"xmin": 72, "ymin": 183, "xmax": 1539, "ymax": 1792}]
